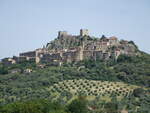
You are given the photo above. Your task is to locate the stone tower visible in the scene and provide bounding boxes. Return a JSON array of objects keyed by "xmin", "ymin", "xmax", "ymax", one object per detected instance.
[
  {"xmin": 76, "ymin": 46, "xmax": 84, "ymax": 61},
  {"xmin": 80, "ymin": 29, "xmax": 89, "ymax": 36},
  {"xmin": 58, "ymin": 31, "xmax": 68, "ymax": 38}
]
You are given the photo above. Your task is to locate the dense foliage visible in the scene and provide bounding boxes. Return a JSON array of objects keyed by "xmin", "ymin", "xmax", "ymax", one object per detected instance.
[
  {"xmin": 67, "ymin": 96, "xmax": 88, "ymax": 113},
  {"xmin": 0, "ymin": 52, "xmax": 150, "ymax": 112},
  {"xmin": 0, "ymin": 93, "xmax": 150, "ymax": 113},
  {"xmin": 0, "ymin": 99, "xmax": 67, "ymax": 113}
]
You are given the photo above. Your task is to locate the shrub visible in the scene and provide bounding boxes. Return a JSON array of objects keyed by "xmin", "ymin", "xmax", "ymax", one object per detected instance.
[
  {"xmin": 0, "ymin": 99, "xmax": 66, "ymax": 113},
  {"xmin": 67, "ymin": 97, "xmax": 88, "ymax": 113},
  {"xmin": 133, "ymin": 88, "xmax": 145, "ymax": 97}
]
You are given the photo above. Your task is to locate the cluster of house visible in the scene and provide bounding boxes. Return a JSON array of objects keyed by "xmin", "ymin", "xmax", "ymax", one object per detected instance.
[{"xmin": 1, "ymin": 29, "xmax": 137, "ymax": 67}]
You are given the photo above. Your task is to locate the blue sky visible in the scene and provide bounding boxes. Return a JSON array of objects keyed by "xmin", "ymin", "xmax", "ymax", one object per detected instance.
[{"xmin": 0, "ymin": 0, "xmax": 150, "ymax": 59}]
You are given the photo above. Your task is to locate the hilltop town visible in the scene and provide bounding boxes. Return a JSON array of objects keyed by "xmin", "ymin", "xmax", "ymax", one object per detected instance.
[{"xmin": 1, "ymin": 29, "xmax": 139, "ymax": 66}]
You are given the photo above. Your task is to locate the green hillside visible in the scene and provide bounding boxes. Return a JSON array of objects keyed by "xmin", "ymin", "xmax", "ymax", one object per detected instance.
[{"xmin": 0, "ymin": 53, "xmax": 150, "ymax": 112}]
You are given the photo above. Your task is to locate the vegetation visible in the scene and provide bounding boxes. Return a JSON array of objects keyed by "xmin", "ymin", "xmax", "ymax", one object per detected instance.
[
  {"xmin": 67, "ymin": 96, "xmax": 88, "ymax": 113},
  {"xmin": 48, "ymin": 79, "xmax": 137, "ymax": 100},
  {"xmin": 0, "ymin": 52, "xmax": 150, "ymax": 112},
  {"xmin": 0, "ymin": 93, "xmax": 150, "ymax": 113},
  {"xmin": 0, "ymin": 99, "xmax": 67, "ymax": 113}
]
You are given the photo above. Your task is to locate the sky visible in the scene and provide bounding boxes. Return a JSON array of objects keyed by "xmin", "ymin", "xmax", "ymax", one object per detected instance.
[{"xmin": 0, "ymin": 0, "xmax": 150, "ymax": 59}]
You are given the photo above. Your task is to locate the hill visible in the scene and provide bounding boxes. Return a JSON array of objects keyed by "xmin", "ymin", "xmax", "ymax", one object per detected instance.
[
  {"xmin": 0, "ymin": 52, "xmax": 150, "ymax": 100},
  {"xmin": 0, "ymin": 38, "xmax": 150, "ymax": 112}
]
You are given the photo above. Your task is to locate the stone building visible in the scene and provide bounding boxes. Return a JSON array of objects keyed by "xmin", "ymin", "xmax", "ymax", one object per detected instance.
[
  {"xmin": 1, "ymin": 58, "xmax": 16, "ymax": 66},
  {"xmin": 109, "ymin": 36, "xmax": 119, "ymax": 46},
  {"xmin": 13, "ymin": 56, "xmax": 27, "ymax": 63},
  {"xmin": 35, "ymin": 48, "xmax": 49, "ymax": 64},
  {"xmin": 58, "ymin": 31, "xmax": 68, "ymax": 38},
  {"xmin": 19, "ymin": 51, "xmax": 36, "ymax": 62},
  {"xmin": 2, "ymin": 29, "xmax": 137, "ymax": 66},
  {"xmin": 40, "ymin": 52, "xmax": 62, "ymax": 64},
  {"xmin": 80, "ymin": 29, "xmax": 89, "ymax": 36},
  {"xmin": 20, "ymin": 51, "xmax": 36, "ymax": 57}
]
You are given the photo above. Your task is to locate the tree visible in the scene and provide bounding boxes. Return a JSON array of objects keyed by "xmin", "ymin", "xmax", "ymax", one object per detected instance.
[
  {"xmin": 67, "ymin": 96, "xmax": 88, "ymax": 113},
  {"xmin": 133, "ymin": 88, "xmax": 145, "ymax": 97},
  {"xmin": 0, "ymin": 66, "xmax": 8, "ymax": 74}
]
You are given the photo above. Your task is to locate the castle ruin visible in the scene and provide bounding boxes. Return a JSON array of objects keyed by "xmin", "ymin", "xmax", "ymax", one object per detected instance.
[
  {"xmin": 58, "ymin": 31, "xmax": 68, "ymax": 38},
  {"xmin": 1, "ymin": 29, "xmax": 138, "ymax": 66},
  {"xmin": 80, "ymin": 29, "xmax": 89, "ymax": 36}
]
